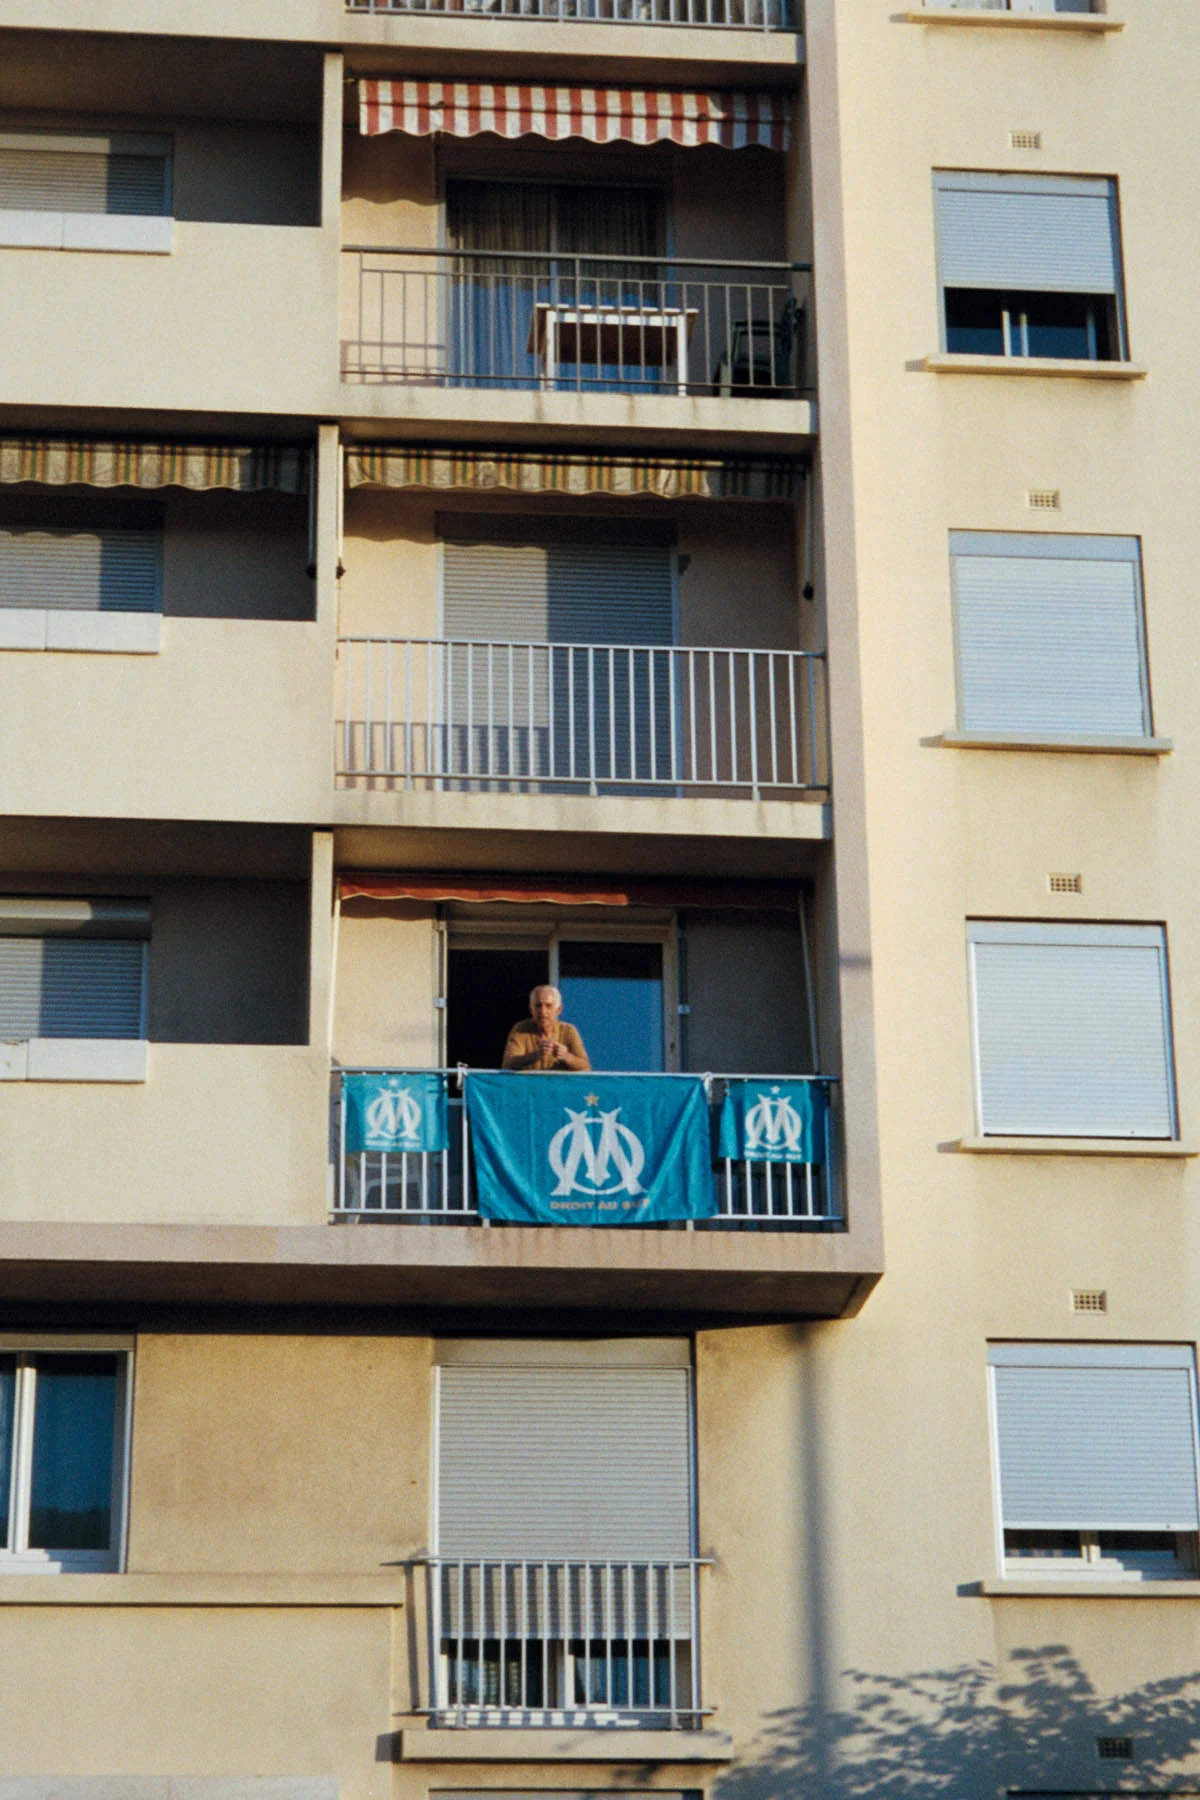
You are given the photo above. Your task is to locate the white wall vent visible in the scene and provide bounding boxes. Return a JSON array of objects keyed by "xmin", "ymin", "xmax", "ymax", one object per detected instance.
[
  {"xmin": 1009, "ymin": 130, "xmax": 1043, "ymax": 151},
  {"xmin": 1026, "ymin": 489, "xmax": 1062, "ymax": 511},
  {"xmin": 1071, "ymin": 1288, "xmax": 1108, "ymax": 1314},
  {"xmin": 1048, "ymin": 873, "xmax": 1083, "ymax": 894}
]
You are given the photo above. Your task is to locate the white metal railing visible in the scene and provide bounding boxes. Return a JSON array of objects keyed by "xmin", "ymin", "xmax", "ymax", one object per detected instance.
[
  {"xmin": 425, "ymin": 1556, "xmax": 707, "ymax": 1728},
  {"xmin": 348, "ymin": 0, "xmax": 795, "ymax": 25},
  {"xmin": 342, "ymin": 247, "xmax": 809, "ymax": 395},
  {"xmin": 335, "ymin": 639, "xmax": 829, "ymax": 797},
  {"xmin": 333, "ymin": 1070, "xmax": 841, "ymax": 1225}
]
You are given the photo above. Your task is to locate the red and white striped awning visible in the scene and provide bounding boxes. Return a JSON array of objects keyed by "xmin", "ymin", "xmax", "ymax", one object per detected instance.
[{"xmin": 358, "ymin": 80, "xmax": 790, "ymax": 150}]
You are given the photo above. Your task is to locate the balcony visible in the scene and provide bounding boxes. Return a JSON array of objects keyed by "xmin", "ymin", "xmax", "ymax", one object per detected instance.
[
  {"xmin": 335, "ymin": 639, "xmax": 828, "ymax": 800},
  {"xmin": 348, "ymin": 0, "xmax": 794, "ymax": 24},
  {"xmin": 424, "ymin": 1555, "xmax": 706, "ymax": 1730},
  {"xmin": 334, "ymin": 1070, "xmax": 840, "ymax": 1226},
  {"xmin": 342, "ymin": 249, "xmax": 809, "ymax": 402}
]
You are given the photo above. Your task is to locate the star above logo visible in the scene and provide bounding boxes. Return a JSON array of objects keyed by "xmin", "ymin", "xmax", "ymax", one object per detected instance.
[{"xmin": 585, "ymin": 1093, "xmax": 600, "ymax": 1106}]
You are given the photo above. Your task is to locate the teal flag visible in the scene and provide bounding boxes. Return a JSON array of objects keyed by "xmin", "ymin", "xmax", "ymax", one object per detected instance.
[
  {"xmin": 718, "ymin": 1079, "xmax": 828, "ymax": 1164},
  {"xmin": 465, "ymin": 1072, "xmax": 715, "ymax": 1224},
  {"xmin": 343, "ymin": 1071, "xmax": 448, "ymax": 1154}
]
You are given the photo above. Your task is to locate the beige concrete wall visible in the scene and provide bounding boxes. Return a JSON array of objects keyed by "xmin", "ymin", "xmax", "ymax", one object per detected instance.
[
  {"xmin": 334, "ymin": 902, "xmax": 441, "ymax": 1069},
  {"xmin": 149, "ymin": 881, "xmax": 309, "ymax": 1045},
  {"xmin": 685, "ymin": 908, "xmax": 812, "ymax": 1074}
]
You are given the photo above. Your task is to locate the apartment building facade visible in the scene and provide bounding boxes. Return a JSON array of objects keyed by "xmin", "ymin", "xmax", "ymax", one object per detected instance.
[{"xmin": 0, "ymin": 2, "xmax": 1197, "ymax": 1798}]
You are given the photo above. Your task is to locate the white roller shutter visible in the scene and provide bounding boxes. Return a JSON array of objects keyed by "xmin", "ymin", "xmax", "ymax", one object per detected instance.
[
  {"xmin": 935, "ymin": 172, "xmax": 1119, "ymax": 294},
  {"xmin": 990, "ymin": 1344, "xmax": 1200, "ymax": 1532},
  {"xmin": 969, "ymin": 922, "xmax": 1175, "ymax": 1138},
  {"xmin": 0, "ymin": 939, "xmax": 145, "ymax": 1040},
  {"xmin": 437, "ymin": 1364, "xmax": 693, "ymax": 1559},
  {"xmin": 0, "ymin": 526, "xmax": 161, "ymax": 613},
  {"xmin": 441, "ymin": 536, "xmax": 675, "ymax": 784},
  {"xmin": 951, "ymin": 533, "xmax": 1148, "ymax": 737},
  {"xmin": 0, "ymin": 134, "xmax": 170, "ymax": 216}
]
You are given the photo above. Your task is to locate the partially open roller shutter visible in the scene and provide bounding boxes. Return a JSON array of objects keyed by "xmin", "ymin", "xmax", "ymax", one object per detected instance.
[
  {"xmin": 951, "ymin": 533, "xmax": 1148, "ymax": 736},
  {"xmin": 0, "ymin": 939, "xmax": 145, "ymax": 1039},
  {"xmin": 990, "ymin": 1344, "xmax": 1200, "ymax": 1531},
  {"xmin": 935, "ymin": 173, "xmax": 1119, "ymax": 293},
  {"xmin": 0, "ymin": 141, "xmax": 169, "ymax": 216},
  {"xmin": 0, "ymin": 526, "xmax": 161, "ymax": 612},
  {"xmin": 437, "ymin": 1364, "xmax": 693, "ymax": 1559},
  {"xmin": 969, "ymin": 921, "xmax": 1174, "ymax": 1138}
]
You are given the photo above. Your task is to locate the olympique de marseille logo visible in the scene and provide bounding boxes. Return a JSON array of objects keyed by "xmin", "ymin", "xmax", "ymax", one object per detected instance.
[
  {"xmin": 548, "ymin": 1099, "xmax": 647, "ymax": 1198},
  {"xmin": 744, "ymin": 1086, "xmax": 805, "ymax": 1155},
  {"xmin": 365, "ymin": 1081, "xmax": 424, "ymax": 1148}
]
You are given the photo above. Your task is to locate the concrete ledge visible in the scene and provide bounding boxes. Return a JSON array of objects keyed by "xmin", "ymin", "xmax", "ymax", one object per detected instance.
[
  {"xmin": 928, "ymin": 731, "xmax": 1172, "ymax": 756},
  {"xmin": 947, "ymin": 1136, "xmax": 1198, "ymax": 1158},
  {"xmin": 398, "ymin": 1727, "xmax": 734, "ymax": 1763},
  {"xmin": 0, "ymin": 1783, "xmax": 336, "ymax": 1800},
  {"xmin": 921, "ymin": 354, "xmax": 1146, "ymax": 380},
  {"xmin": 900, "ymin": 9, "xmax": 1122, "ymax": 31},
  {"xmin": 332, "ymin": 787, "xmax": 831, "ymax": 845},
  {"xmin": 977, "ymin": 1579, "xmax": 1200, "ymax": 1598},
  {"xmin": 0, "ymin": 1573, "xmax": 406, "ymax": 1606}
]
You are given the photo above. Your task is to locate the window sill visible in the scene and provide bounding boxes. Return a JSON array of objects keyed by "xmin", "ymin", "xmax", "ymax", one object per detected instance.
[
  {"xmin": 948, "ymin": 1136, "xmax": 1197, "ymax": 1158},
  {"xmin": 921, "ymin": 353, "xmax": 1147, "ymax": 380},
  {"xmin": 0, "ymin": 1039, "xmax": 148, "ymax": 1082},
  {"xmin": 0, "ymin": 610, "xmax": 162, "ymax": 653},
  {"xmin": 397, "ymin": 1727, "xmax": 733, "ymax": 1763},
  {"xmin": 0, "ymin": 209, "xmax": 173, "ymax": 255},
  {"xmin": 901, "ymin": 10, "xmax": 1123, "ymax": 32},
  {"xmin": 928, "ymin": 730, "xmax": 1171, "ymax": 755},
  {"xmin": 976, "ymin": 1579, "xmax": 1200, "ymax": 1598}
]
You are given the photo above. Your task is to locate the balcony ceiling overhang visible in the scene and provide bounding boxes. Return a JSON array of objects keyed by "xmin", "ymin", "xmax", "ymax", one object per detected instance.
[{"xmin": 0, "ymin": 32, "xmax": 323, "ymax": 123}]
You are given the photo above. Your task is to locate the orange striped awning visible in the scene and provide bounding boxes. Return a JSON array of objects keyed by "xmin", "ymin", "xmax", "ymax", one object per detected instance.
[
  {"xmin": 0, "ymin": 438, "xmax": 309, "ymax": 493},
  {"xmin": 339, "ymin": 874, "xmax": 799, "ymax": 910},
  {"xmin": 358, "ymin": 80, "xmax": 790, "ymax": 150}
]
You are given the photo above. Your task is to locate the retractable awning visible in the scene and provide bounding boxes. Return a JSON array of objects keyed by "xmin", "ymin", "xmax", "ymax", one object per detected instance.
[
  {"xmin": 358, "ymin": 80, "xmax": 790, "ymax": 150},
  {"xmin": 338, "ymin": 874, "xmax": 800, "ymax": 910},
  {"xmin": 0, "ymin": 438, "xmax": 310, "ymax": 493},
  {"xmin": 346, "ymin": 445, "xmax": 802, "ymax": 502}
]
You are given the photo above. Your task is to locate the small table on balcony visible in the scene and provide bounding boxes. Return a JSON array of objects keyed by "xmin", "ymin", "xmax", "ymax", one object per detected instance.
[{"xmin": 529, "ymin": 302, "xmax": 698, "ymax": 396}]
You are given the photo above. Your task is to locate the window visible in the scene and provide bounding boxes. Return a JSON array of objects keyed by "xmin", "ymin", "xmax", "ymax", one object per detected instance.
[
  {"xmin": 0, "ymin": 1339, "xmax": 131, "ymax": 1572},
  {"xmin": 935, "ymin": 173, "xmax": 1125, "ymax": 360},
  {"xmin": 0, "ymin": 130, "xmax": 172, "ymax": 253},
  {"xmin": 989, "ymin": 1344, "xmax": 1200, "ymax": 1579},
  {"xmin": 967, "ymin": 921, "xmax": 1175, "ymax": 1139},
  {"xmin": 0, "ymin": 897, "xmax": 149, "ymax": 1082},
  {"xmin": 950, "ymin": 533, "xmax": 1150, "ymax": 739},
  {"xmin": 0, "ymin": 506, "xmax": 163, "ymax": 652},
  {"xmin": 432, "ymin": 1340, "xmax": 700, "ymax": 1726}
]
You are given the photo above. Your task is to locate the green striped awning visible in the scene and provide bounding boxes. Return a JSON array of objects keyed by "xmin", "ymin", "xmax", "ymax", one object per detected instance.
[
  {"xmin": 0, "ymin": 438, "xmax": 310, "ymax": 493},
  {"xmin": 345, "ymin": 445, "xmax": 802, "ymax": 502}
]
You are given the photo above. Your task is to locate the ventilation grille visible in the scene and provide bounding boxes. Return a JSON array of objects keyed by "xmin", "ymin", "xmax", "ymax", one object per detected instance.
[
  {"xmin": 1026, "ymin": 489, "xmax": 1061, "ymax": 511},
  {"xmin": 1009, "ymin": 130, "xmax": 1043, "ymax": 151},
  {"xmin": 1097, "ymin": 1737, "xmax": 1133, "ymax": 1762},
  {"xmin": 1072, "ymin": 1289, "xmax": 1108, "ymax": 1315},
  {"xmin": 1048, "ymin": 873, "xmax": 1083, "ymax": 895}
]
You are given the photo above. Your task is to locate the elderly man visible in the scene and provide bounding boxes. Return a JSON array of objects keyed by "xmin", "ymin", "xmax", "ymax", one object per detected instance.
[{"xmin": 502, "ymin": 984, "xmax": 591, "ymax": 1072}]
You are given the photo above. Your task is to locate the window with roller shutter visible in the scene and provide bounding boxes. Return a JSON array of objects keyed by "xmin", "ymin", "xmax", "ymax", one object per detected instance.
[
  {"xmin": 0, "ymin": 131, "xmax": 172, "ymax": 254},
  {"xmin": 0, "ymin": 899, "xmax": 149, "ymax": 1083}
]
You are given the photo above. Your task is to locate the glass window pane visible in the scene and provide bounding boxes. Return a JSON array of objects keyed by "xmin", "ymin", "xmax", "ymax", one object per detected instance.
[
  {"xmin": 0, "ymin": 1355, "xmax": 15, "ymax": 1548},
  {"xmin": 28, "ymin": 1354, "xmax": 119, "ymax": 1552},
  {"xmin": 559, "ymin": 941, "xmax": 664, "ymax": 1072},
  {"xmin": 945, "ymin": 289, "xmax": 1005, "ymax": 356}
]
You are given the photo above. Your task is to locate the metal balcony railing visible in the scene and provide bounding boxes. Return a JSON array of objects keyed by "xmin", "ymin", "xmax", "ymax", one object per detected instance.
[
  {"xmin": 342, "ymin": 248, "xmax": 810, "ymax": 395},
  {"xmin": 335, "ymin": 639, "xmax": 829, "ymax": 797},
  {"xmin": 348, "ymin": 0, "xmax": 795, "ymax": 26},
  {"xmin": 333, "ymin": 1071, "xmax": 841, "ymax": 1226},
  {"xmin": 424, "ymin": 1555, "xmax": 707, "ymax": 1728}
]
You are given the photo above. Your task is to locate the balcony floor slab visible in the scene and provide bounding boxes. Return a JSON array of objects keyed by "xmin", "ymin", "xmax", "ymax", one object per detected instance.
[{"xmin": 338, "ymin": 386, "xmax": 815, "ymax": 448}]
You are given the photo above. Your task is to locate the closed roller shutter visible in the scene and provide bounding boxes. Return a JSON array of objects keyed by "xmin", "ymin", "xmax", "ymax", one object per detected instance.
[
  {"xmin": 990, "ymin": 1344, "xmax": 1200, "ymax": 1531},
  {"xmin": 0, "ymin": 939, "xmax": 145, "ymax": 1040},
  {"xmin": 0, "ymin": 526, "xmax": 161, "ymax": 613},
  {"xmin": 935, "ymin": 173, "xmax": 1119, "ymax": 294},
  {"xmin": 0, "ymin": 139, "xmax": 169, "ymax": 216},
  {"xmin": 442, "ymin": 537, "xmax": 675, "ymax": 784},
  {"xmin": 969, "ymin": 921, "xmax": 1175, "ymax": 1138},
  {"xmin": 951, "ymin": 532, "xmax": 1148, "ymax": 736}
]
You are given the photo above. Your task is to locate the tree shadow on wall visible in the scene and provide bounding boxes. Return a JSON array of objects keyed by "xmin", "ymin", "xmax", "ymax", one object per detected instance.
[{"xmin": 712, "ymin": 1645, "xmax": 1200, "ymax": 1800}]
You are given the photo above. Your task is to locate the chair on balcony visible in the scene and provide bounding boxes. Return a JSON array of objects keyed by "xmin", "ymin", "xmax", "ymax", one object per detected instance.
[{"xmin": 714, "ymin": 295, "xmax": 801, "ymax": 395}]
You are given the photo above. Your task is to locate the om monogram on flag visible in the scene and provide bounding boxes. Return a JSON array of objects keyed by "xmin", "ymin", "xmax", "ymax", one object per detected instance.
[
  {"xmin": 342, "ymin": 1071, "xmax": 448, "ymax": 1155},
  {"xmin": 465, "ymin": 1072, "xmax": 714, "ymax": 1225},
  {"xmin": 717, "ymin": 1079, "xmax": 828, "ymax": 1165}
]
